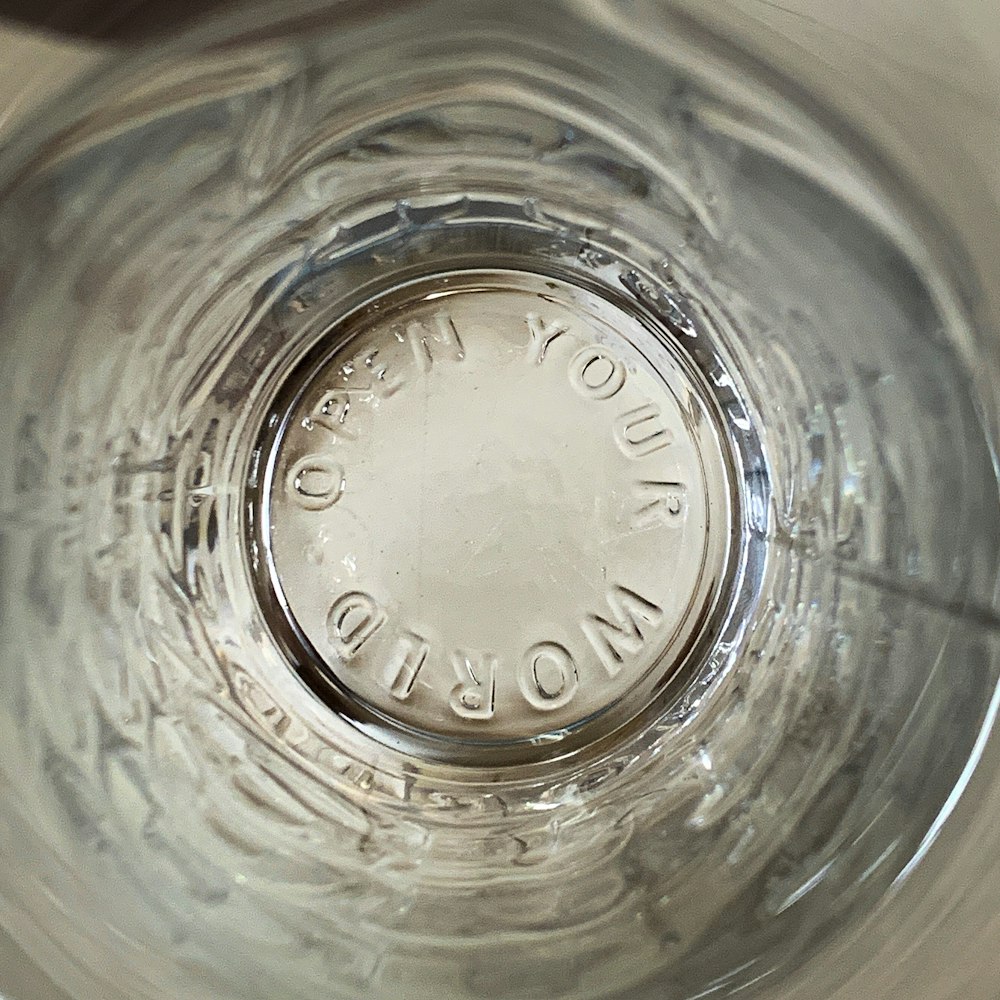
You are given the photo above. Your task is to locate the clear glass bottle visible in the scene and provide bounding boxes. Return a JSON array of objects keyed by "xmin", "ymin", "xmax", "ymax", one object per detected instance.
[{"xmin": 0, "ymin": 3, "xmax": 998, "ymax": 999}]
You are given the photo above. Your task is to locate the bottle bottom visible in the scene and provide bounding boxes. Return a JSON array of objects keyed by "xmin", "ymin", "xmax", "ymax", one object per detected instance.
[{"xmin": 248, "ymin": 268, "xmax": 737, "ymax": 762}]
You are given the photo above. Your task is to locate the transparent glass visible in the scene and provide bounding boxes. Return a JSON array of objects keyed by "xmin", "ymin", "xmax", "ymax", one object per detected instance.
[{"xmin": 0, "ymin": 3, "xmax": 998, "ymax": 1000}]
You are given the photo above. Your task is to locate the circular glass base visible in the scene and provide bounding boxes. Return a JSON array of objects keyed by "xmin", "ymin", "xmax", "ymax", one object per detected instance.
[{"xmin": 248, "ymin": 270, "xmax": 734, "ymax": 757}]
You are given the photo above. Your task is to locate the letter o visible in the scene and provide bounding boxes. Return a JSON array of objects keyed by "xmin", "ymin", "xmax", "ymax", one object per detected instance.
[
  {"xmin": 287, "ymin": 454, "xmax": 345, "ymax": 510},
  {"xmin": 569, "ymin": 345, "xmax": 626, "ymax": 400},
  {"xmin": 518, "ymin": 642, "xmax": 579, "ymax": 711}
]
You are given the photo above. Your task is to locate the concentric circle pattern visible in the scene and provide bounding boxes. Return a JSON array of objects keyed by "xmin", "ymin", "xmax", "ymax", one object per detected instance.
[{"xmin": 0, "ymin": 4, "xmax": 998, "ymax": 1000}]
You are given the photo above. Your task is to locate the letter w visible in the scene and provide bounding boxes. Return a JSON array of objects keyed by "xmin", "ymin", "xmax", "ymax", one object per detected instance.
[{"xmin": 582, "ymin": 585, "xmax": 663, "ymax": 677}]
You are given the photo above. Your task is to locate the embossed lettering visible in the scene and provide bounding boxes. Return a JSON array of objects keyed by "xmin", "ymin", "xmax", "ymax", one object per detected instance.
[
  {"xmin": 286, "ymin": 455, "xmax": 345, "ymax": 510},
  {"xmin": 582, "ymin": 585, "xmax": 664, "ymax": 677},
  {"xmin": 407, "ymin": 312, "xmax": 465, "ymax": 372},
  {"xmin": 629, "ymin": 480, "xmax": 688, "ymax": 530},
  {"xmin": 349, "ymin": 348, "xmax": 404, "ymax": 399},
  {"xmin": 569, "ymin": 345, "xmax": 626, "ymax": 399},
  {"xmin": 327, "ymin": 591, "xmax": 385, "ymax": 659},
  {"xmin": 449, "ymin": 650, "xmax": 497, "ymax": 720},
  {"xmin": 525, "ymin": 313, "xmax": 569, "ymax": 364},
  {"xmin": 305, "ymin": 389, "xmax": 357, "ymax": 437},
  {"xmin": 382, "ymin": 630, "xmax": 429, "ymax": 700},
  {"xmin": 614, "ymin": 403, "xmax": 673, "ymax": 458},
  {"xmin": 305, "ymin": 368, "xmax": 401, "ymax": 436},
  {"xmin": 518, "ymin": 642, "xmax": 579, "ymax": 711}
]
